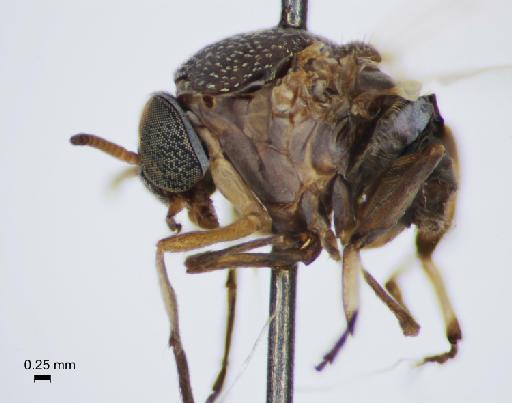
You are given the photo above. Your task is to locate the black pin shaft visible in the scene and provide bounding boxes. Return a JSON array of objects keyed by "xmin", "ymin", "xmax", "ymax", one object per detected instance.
[
  {"xmin": 267, "ymin": 265, "xmax": 297, "ymax": 403},
  {"xmin": 267, "ymin": 0, "xmax": 308, "ymax": 403},
  {"xmin": 268, "ymin": 2, "xmax": 307, "ymax": 402},
  {"xmin": 279, "ymin": 0, "xmax": 308, "ymax": 30}
]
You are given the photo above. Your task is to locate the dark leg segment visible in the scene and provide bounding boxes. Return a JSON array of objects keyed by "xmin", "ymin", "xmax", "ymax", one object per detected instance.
[
  {"xmin": 187, "ymin": 252, "xmax": 303, "ymax": 273},
  {"xmin": 362, "ymin": 269, "xmax": 419, "ymax": 336},
  {"xmin": 353, "ymin": 142, "xmax": 445, "ymax": 245},
  {"xmin": 155, "ymin": 214, "xmax": 264, "ymax": 403},
  {"xmin": 384, "ymin": 257, "xmax": 415, "ymax": 310},
  {"xmin": 316, "ymin": 247, "xmax": 420, "ymax": 371},
  {"xmin": 318, "ymin": 141, "xmax": 447, "ymax": 370},
  {"xmin": 186, "ymin": 238, "xmax": 273, "ymax": 273},
  {"xmin": 413, "ymin": 129, "xmax": 461, "ymax": 364},
  {"xmin": 156, "ymin": 251, "xmax": 194, "ymax": 403},
  {"xmin": 315, "ymin": 313, "xmax": 357, "ymax": 371},
  {"xmin": 316, "ymin": 244, "xmax": 361, "ymax": 371},
  {"xmin": 301, "ymin": 189, "xmax": 340, "ymax": 261},
  {"xmin": 206, "ymin": 270, "xmax": 237, "ymax": 403},
  {"xmin": 185, "ymin": 235, "xmax": 321, "ymax": 274},
  {"xmin": 417, "ymin": 229, "xmax": 461, "ymax": 364}
]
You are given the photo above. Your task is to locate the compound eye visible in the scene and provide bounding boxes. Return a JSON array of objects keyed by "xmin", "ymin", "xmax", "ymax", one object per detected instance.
[{"xmin": 138, "ymin": 92, "xmax": 209, "ymax": 193}]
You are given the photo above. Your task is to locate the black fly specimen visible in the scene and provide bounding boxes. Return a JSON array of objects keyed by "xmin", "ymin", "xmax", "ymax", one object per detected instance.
[{"xmin": 70, "ymin": 1, "xmax": 461, "ymax": 402}]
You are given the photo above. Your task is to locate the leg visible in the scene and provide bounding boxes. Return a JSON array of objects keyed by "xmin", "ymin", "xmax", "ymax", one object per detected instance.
[
  {"xmin": 301, "ymin": 189, "xmax": 341, "ymax": 261},
  {"xmin": 332, "ymin": 175, "xmax": 355, "ymax": 245},
  {"xmin": 158, "ymin": 213, "xmax": 264, "ymax": 253},
  {"xmin": 189, "ymin": 251, "xmax": 304, "ymax": 273},
  {"xmin": 157, "ymin": 229, "xmax": 309, "ymax": 401},
  {"xmin": 365, "ymin": 227, "xmax": 416, "ymax": 313},
  {"xmin": 316, "ymin": 244, "xmax": 361, "ymax": 371},
  {"xmin": 155, "ymin": 251, "xmax": 194, "ymax": 403},
  {"xmin": 385, "ymin": 276, "xmax": 406, "ymax": 308},
  {"xmin": 348, "ymin": 141, "xmax": 445, "ymax": 338},
  {"xmin": 186, "ymin": 237, "xmax": 309, "ymax": 274},
  {"xmin": 186, "ymin": 233, "xmax": 323, "ymax": 274},
  {"xmin": 352, "ymin": 141, "xmax": 446, "ymax": 246},
  {"xmin": 417, "ymin": 227, "xmax": 461, "ymax": 364},
  {"xmin": 317, "ymin": 142, "xmax": 446, "ymax": 370},
  {"xmin": 156, "ymin": 214, "xmax": 264, "ymax": 403},
  {"xmin": 384, "ymin": 254, "xmax": 416, "ymax": 311},
  {"xmin": 365, "ymin": 234, "xmax": 418, "ymax": 320},
  {"xmin": 316, "ymin": 246, "xmax": 420, "ymax": 371},
  {"xmin": 412, "ymin": 129, "xmax": 460, "ymax": 364},
  {"xmin": 362, "ymin": 269, "xmax": 419, "ymax": 336},
  {"xmin": 206, "ymin": 270, "xmax": 237, "ymax": 403}
]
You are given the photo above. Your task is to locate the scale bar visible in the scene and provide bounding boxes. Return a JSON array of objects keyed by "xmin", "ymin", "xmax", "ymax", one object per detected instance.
[{"xmin": 34, "ymin": 374, "xmax": 51, "ymax": 383}]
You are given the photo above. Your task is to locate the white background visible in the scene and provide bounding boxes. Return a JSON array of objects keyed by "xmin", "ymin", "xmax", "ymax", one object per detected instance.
[{"xmin": 1, "ymin": 0, "xmax": 512, "ymax": 402}]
